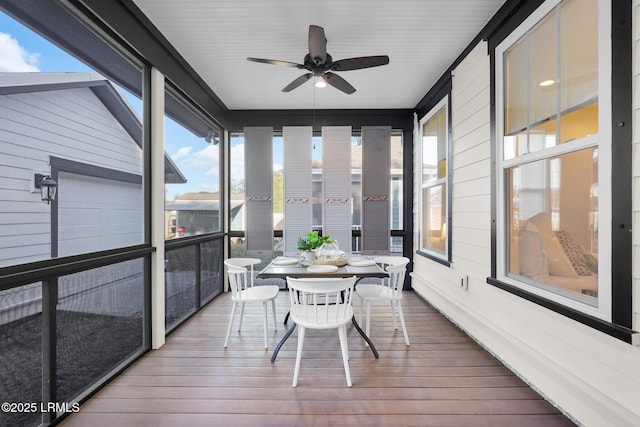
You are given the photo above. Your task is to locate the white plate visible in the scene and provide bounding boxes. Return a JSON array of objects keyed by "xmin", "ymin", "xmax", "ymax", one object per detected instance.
[
  {"xmin": 307, "ymin": 265, "xmax": 339, "ymax": 273},
  {"xmin": 348, "ymin": 259, "xmax": 376, "ymax": 267},
  {"xmin": 271, "ymin": 257, "xmax": 299, "ymax": 266}
]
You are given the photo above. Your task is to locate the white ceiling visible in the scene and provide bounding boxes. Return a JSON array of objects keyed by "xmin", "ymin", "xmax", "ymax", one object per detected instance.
[{"xmin": 132, "ymin": 0, "xmax": 506, "ymax": 111}]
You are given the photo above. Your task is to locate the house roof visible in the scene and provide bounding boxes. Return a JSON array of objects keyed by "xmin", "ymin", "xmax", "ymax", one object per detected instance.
[
  {"xmin": 165, "ymin": 199, "xmax": 243, "ymax": 211},
  {"xmin": 0, "ymin": 72, "xmax": 187, "ymax": 184}
]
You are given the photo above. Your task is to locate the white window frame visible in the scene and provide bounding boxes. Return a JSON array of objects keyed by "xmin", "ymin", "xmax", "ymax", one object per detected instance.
[
  {"xmin": 495, "ymin": 0, "xmax": 612, "ymax": 321},
  {"xmin": 419, "ymin": 96, "xmax": 450, "ymax": 261}
]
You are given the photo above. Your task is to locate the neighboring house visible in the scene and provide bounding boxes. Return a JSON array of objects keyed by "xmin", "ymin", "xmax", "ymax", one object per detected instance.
[
  {"xmin": 0, "ymin": 72, "xmax": 186, "ymax": 324},
  {"xmin": 165, "ymin": 192, "xmax": 243, "ymax": 237}
]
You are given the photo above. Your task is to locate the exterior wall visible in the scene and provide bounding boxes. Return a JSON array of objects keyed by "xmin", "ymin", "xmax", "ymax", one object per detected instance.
[
  {"xmin": 0, "ymin": 85, "xmax": 143, "ymax": 267},
  {"xmin": 411, "ymin": 40, "xmax": 640, "ymax": 426}
]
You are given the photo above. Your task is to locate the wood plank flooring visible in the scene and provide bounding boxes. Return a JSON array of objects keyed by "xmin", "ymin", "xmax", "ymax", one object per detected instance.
[{"xmin": 60, "ymin": 290, "xmax": 575, "ymax": 426}]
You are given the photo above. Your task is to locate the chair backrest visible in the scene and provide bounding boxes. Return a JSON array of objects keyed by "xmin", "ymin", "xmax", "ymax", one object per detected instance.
[
  {"xmin": 286, "ymin": 276, "xmax": 357, "ymax": 328},
  {"xmin": 224, "ymin": 258, "xmax": 261, "ymax": 296},
  {"xmin": 374, "ymin": 256, "xmax": 410, "ymax": 293}
]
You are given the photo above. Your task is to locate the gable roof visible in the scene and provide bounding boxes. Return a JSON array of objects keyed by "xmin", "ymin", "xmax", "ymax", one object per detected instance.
[{"xmin": 0, "ymin": 72, "xmax": 187, "ymax": 184}]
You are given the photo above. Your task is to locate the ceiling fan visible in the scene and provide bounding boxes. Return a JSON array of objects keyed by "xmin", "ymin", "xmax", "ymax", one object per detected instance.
[{"xmin": 247, "ymin": 25, "xmax": 389, "ymax": 94}]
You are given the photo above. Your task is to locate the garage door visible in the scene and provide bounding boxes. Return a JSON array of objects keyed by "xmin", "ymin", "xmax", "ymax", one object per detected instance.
[{"xmin": 58, "ymin": 171, "xmax": 143, "ymax": 257}]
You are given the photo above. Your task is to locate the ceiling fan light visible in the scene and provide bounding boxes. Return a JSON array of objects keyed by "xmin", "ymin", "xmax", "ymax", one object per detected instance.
[{"xmin": 315, "ymin": 80, "xmax": 327, "ymax": 88}]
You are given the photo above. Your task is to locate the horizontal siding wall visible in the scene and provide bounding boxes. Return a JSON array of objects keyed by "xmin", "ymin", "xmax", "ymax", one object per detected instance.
[
  {"xmin": 0, "ymin": 87, "xmax": 142, "ymax": 267},
  {"xmin": 411, "ymin": 40, "xmax": 640, "ymax": 427}
]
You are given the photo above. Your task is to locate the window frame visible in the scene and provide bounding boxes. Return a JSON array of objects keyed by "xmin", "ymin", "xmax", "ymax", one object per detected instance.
[
  {"xmin": 417, "ymin": 96, "xmax": 452, "ymax": 265},
  {"xmin": 488, "ymin": 0, "xmax": 613, "ymax": 322}
]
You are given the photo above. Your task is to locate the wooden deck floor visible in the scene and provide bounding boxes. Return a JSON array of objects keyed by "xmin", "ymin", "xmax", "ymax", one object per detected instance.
[{"xmin": 60, "ymin": 290, "xmax": 575, "ymax": 426}]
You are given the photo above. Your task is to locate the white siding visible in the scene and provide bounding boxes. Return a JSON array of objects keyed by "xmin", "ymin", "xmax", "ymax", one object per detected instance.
[
  {"xmin": 411, "ymin": 40, "xmax": 640, "ymax": 427},
  {"xmin": 0, "ymin": 86, "xmax": 143, "ymax": 267}
]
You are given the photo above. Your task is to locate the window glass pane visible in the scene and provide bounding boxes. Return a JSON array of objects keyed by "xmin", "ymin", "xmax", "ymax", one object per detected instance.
[
  {"xmin": 391, "ymin": 134, "xmax": 403, "ymax": 230},
  {"xmin": 230, "ymin": 133, "xmax": 245, "ymax": 232},
  {"xmin": 560, "ymin": 0, "xmax": 598, "ymax": 113},
  {"xmin": 560, "ymin": 102, "xmax": 598, "ymax": 143},
  {"xmin": 311, "ymin": 135, "xmax": 323, "ymax": 229},
  {"xmin": 508, "ymin": 148, "xmax": 598, "ymax": 302},
  {"xmin": 422, "ymin": 184, "xmax": 446, "ymax": 254},
  {"xmin": 351, "ymin": 136, "xmax": 362, "ymax": 230},
  {"xmin": 0, "ymin": 11, "xmax": 143, "ymax": 267},
  {"xmin": 164, "ymin": 89, "xmax": 221, "ymax": 239},
  {"xmin": 422, "ymin": 106, "xmax": 447, "ymax": 184},
  {"xmin": 529, "ymin": 12, "xmax": 557, "ymax": 126},
  {"xmin": 504, "ymin": 38, "xmax": 528, "ymax": 135},
  {"xmin": 273, "ymin": 136, "xmax": 284, "ymax": 231}
]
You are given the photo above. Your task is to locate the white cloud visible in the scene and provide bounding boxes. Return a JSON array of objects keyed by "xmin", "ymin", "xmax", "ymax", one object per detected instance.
[
  {"xmin": 171, "ymin": 146, "xmax": 192, "ymax": 160},
  {"xmin": 229, "ymin": 143, "xmax": 245, "ymax": 182},
  {"xmin": 0, "ymin": 33, "xmax": 40, "ymax": 72}
]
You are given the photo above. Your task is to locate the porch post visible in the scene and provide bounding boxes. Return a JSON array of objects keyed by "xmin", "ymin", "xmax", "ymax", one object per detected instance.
[{"xmin": 150, "ymin": 67, "xmax": 166, "ymax": 348}]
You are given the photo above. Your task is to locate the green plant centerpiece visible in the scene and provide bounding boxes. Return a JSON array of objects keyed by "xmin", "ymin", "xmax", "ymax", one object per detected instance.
[{"xmin": 297, "ymin": 231, "xmax": 333, "ymax": 262}]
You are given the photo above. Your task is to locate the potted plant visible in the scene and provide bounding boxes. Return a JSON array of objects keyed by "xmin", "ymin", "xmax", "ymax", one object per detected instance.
[{"xmin": 297, "ymin": 231, "xmax": 333, "ymax": 262}]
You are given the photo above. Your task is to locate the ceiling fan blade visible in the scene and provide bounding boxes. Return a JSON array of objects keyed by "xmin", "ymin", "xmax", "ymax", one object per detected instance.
[
  {"xmin": 308, "ymin": 25, "xmax": 327, "ymax": 65},
  {"xmin": 330, "ymin": 55, "xmax": 390, "ymax": 71},
  {"xmin": 322, "ymin": 72, "xmax": 356, "ymax": 94},
  {"xmin": 282, "ymin": 73, "xmax": 313, "ymax": 92},
  {"xmin": 247, "ymin": 57, "xmax": 305, "ymax": 69}
]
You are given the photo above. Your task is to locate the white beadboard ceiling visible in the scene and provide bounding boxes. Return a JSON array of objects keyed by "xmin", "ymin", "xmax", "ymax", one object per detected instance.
[{"xmin": 132, "ymin": 0, "xmax": 506, "ymax": 110}]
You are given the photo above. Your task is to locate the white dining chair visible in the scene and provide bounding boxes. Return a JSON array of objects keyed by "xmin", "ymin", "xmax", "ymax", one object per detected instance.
[
  {"xmin": 223, "ymin": 258, "xmax": 279, "ymax": 349},
  {"xmin": 356, "ymin": 256, "xmax": 410, "ymax": 346},
  {"xmin": 287, "ymin": 276, "xmax": 357, "ymax": 387}
]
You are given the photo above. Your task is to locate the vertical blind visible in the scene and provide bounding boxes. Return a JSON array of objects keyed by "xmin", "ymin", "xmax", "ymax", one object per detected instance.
[
  {"xmin": 362, "ymin": 126, "xmax": 391, "ymax": 254},
  {"xmin": 283, "ymin": 126, "xmax": 313, "ymax": 255},
  {"xmin": 244, "ymin": 127, "xmax": 273, "ymax": 254},
  {"xmin": 322, "ymin": 126, "xmax": 352, "ymax": 254}
]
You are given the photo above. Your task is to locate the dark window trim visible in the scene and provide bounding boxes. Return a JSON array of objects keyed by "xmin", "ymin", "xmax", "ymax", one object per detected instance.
[
  {"xmin": 416, "ymin": 86, "xmax": 452, "ymax": 266},
  {"xmin": 416, "ymin": 250, "xmax": 451, "ymax": 267},
  {"xmin": 487, "ymin": 0, "xmax": 635, "ymax": 342},
  {"xmin": 487, "ymin": 277, "xmax": 636, "ymax": 344}
]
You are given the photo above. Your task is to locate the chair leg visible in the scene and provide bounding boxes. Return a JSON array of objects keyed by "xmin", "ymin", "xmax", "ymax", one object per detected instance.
[
  {"xmin": 338, "ymin": 325, "xmax": 352, "ymax": 387},
  {"xmin": 271, "ymin": 299, "xmax": 277, "ymax": 331},
  {"xmin": 237, "ymin": 302, "xmax": 245, "ymax": 331},
  {"xmin": 390, "ymin": 300, "xmax": 398, "ymax": 330},
  {"xmin": 292, "ymin": 326, "xmax": 306, "ymax": 387},
  {"xmin": 365, "ymin": 301, "xmax": 371, "ymax": 338},
  {"xmin": 396, "ymin": 301, "xmax": 410, "ymax": 346},
  {"xmin": 359, "ymin": 298, "xmax": 364, "ymax": 325},
  {"xmin": 263, "ymin": 301, "xmax": 268, "ymax": 349},
  {"xmin": 224, "ymin": 302, "xmax": 238, "ymax": 348}
]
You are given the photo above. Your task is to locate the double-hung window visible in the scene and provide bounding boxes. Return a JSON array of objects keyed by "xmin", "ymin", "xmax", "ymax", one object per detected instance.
[
  {"xmin": 419, "ymin": 97, "xmax": 450, "ymax": 262},
  {"xmin": 495, "ymin": 0, "xmax": 611, "ymax": 320}
]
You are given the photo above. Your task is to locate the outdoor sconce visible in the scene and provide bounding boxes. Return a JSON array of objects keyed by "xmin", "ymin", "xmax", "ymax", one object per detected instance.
[{"xmin": 34, "ymin": 173, "xmax": 58, "ymax": 204}]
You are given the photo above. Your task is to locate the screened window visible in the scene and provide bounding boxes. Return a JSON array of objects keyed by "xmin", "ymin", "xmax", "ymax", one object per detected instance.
[
  {"xmin": 230, "ymin": 129, "xmax": 403, "ymax": 256},
  {"xmin": 496, "ymin": 0, "xmax": 608, "ymax": 318},
  {"xmin": 419, "ymin": 98, "xmax": 449, "ymax": 260},
  {"xmin": 0, "ymin": 9, "xmax": 144, "ymax": 266},
  {"xmin": 163, "ymin": 86, "xmax": 221, "ymax": 239}
]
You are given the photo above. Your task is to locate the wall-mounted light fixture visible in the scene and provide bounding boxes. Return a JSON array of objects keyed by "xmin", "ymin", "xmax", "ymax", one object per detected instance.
[
  {"xmin": 34, "ymin": 173, "xmax": 58, "ymax": 204},
  {"xmin": 204, "ymin": 129, "xmax": 219, "ymax": 144}
]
